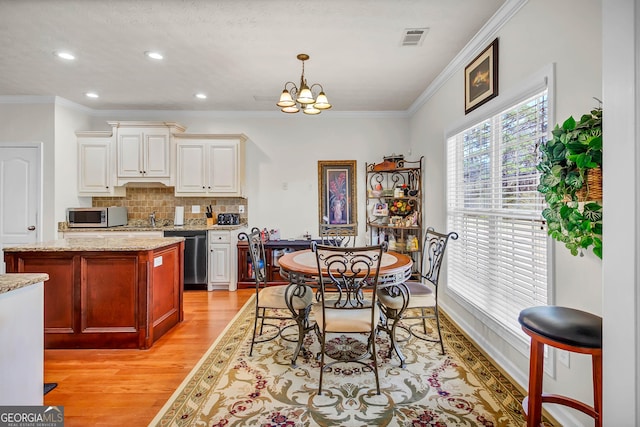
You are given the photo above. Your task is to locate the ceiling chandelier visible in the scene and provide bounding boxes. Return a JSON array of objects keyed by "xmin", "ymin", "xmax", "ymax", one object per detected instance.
[{"xmin": 276, "ymin": 53, "xmax": 332, "ymax": 115}]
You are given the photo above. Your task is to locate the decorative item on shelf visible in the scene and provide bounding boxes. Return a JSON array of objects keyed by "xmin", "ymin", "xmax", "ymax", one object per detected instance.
[
  {"xmin": 394, "ymin": 187, "xmax": 404, "ymax": 198},
  {"xmin": 276, "ymin": 53, "xmax": 331, "ymax": 115},
  {"xmin": 389, "ymin": 199, "xmax": 413, "ymax": 217},
  {"xmin": 408, "ymin": 189, "xmax": 418, "ymax": 197},
  {"xmin": 406, "ymin": 235, "xmax": 419, "ymax": 252},
  {"xmin": 371, "ymin": 183, "xmax": 383, "ymax": 197},
  {"xmin": 373, "ymin": 160, "xmax": 396, "ymax": 171},
  {"xmin": 390, "ymin": 216, "xmax": 404, "ymax": 226},
  {"xmin": 537, "ymin": 106, "xmax": 603, "ymax": 258},
  {"xmin": 388, "ymin": 234, "xmax": 396, "ymax": 251},
  {"xmin": 383, "ymin": 153, "xmax": 405, "ymax": 168},
  {"xmin": 373, "ymin": 202, "xmax": 389, "ymax": 217},
  {"xmin": 269, "ymin": 229, "xmax": 281, "ymax": 241}
]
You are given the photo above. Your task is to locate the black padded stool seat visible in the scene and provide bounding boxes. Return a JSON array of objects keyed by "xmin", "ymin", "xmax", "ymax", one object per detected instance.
[
  {"xmin": 518, "ymin": 306, "xmax": 602, "ymax": 349},
  {"xmin": 518, "ymin": 305, "xmax": 602, "ymax": 427}
]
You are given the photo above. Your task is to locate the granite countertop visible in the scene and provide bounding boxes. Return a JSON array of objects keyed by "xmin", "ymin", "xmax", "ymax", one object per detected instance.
[
  {"xmin": 0, "ymin": 273, "xmax": 49, "ymax": 295},
  {"xmin": 3, "ymin": 237, "xmax": 185, "ymax": 252},
  {"xmin": 58, "ymin": 222, "xmax": 247, "ymax": 233}
]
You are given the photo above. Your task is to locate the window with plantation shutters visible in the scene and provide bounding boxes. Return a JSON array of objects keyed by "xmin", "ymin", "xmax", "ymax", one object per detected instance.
[{"xmin": 446, "ymin": 91, "xmax": 549, "ymax": 346}]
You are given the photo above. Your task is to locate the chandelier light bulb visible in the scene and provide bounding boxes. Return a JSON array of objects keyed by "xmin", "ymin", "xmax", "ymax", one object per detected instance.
[
  {"xmin": 302, "ymin": 104, "xmax": 321, "ymax": 115},
  {"xmin": 277, "ymin": 89, "xmax": 295, "ymax": 107},
  {"xmin": 314, "ymin": 91, "xmax": 332, "ymax": 110},
  {"xmin": 281, "ymin": 105, "xmax": 300, "ymax": 114}
]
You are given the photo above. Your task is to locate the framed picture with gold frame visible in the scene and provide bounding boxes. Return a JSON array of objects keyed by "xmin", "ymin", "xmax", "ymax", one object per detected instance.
[
  {"xmin": 318, "ymin": 160, "xmax": 357, "ymax": 228},
  {"xmin": 465, "ymin": 38, "xmax": 499, "ymax": 114}
]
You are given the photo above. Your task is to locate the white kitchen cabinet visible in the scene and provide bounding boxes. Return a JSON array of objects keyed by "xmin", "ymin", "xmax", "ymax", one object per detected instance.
[
  {"xmin": 175, "ymin": 134, "xmax": 246, "ymax": 197},
  {"xmin": 208, "ymin": 229, "xmax": 243, "ymax": 291},
  {"xmin": 109, "ymin": 121, "xmax": 186, "ymax": 186},
  {"xmin": 76, "ymin": 131, "xmax": 125, "ymax": 196}
]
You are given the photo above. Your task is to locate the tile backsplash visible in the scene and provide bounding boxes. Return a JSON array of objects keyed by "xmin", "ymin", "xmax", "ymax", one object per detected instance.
[{"xmin": 92, "ymin": 187, "xmax": 248, "ymax": 223}]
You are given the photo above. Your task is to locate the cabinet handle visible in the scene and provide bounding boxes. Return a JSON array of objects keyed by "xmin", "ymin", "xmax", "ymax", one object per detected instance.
[
  {"xmin": 106, "ymin": 186, "xmax": 109, "ymax": 189},
  {"xmin": 27, "ymin": 226, "xmax": 36, "ymax": 231}
]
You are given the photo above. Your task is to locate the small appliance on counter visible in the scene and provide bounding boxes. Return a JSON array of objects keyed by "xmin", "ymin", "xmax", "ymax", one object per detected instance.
[
  {"xmin": 67, "ymin": 206, "xmax": 128, "ymax": 228},
  {"xmin": 174, "ymin": 206, "xmax": 184, "ymax": 226},
  {"xmin": 217, "ymin": 213, "xmax": 240, "ymax": 225}
]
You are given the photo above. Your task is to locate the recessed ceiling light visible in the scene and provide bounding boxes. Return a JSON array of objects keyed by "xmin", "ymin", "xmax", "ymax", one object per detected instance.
[
  {"xmin": 145, "ymin": 51, "xmax": 163, "ymax": 60},
  {"xmin": 55, "ymin": 51, "xmax": 75, "ymax": 60},
  {"xmin": 194, "ymin": 93, "xmax": 207, "ymax": 99},
  {"xmin": 85, "ymin": 92, "xmax": 99, "ymax": 99}
]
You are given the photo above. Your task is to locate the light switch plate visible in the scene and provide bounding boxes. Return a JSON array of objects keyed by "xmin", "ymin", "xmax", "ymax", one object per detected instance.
[{"xmin": 192, "ymin": 205, "xmax": 200, "ymax": 214}]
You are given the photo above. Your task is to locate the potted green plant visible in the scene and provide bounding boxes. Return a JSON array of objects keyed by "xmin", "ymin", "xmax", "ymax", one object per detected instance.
[{"xmin": 536, "ymin": 108, "xmax": 603, "ymax": 258}]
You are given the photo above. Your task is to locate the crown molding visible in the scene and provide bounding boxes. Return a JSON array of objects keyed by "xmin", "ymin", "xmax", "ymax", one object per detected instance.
[
  {"xmin": 406, "ymin": 0, "xmax": 528, "ymax": 116},
  {"xmin": 88, "ymin": 109, "xmax": 410, "ymax": 120}
]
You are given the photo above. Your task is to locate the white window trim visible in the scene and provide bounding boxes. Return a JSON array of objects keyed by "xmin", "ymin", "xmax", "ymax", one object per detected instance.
[{"xmin": 443, "ymin": 63, "xmax": 557, "ymax": 372}]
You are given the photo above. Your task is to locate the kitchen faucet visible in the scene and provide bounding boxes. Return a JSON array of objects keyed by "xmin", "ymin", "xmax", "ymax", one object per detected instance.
[{"xmin": 149, "ymin": 211, "xmax": 156, "ymax": 228}]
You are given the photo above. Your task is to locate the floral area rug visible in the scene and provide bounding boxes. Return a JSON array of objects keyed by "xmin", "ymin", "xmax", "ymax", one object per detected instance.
[{"xmin": 150, "ymin": 295, "xmax": 556, "ymax": 427}]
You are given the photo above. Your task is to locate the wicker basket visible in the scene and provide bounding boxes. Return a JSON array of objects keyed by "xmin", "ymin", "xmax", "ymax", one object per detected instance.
[{"xmin": 576, "ymin": 166, "xmax": 602, "ymax": 202}]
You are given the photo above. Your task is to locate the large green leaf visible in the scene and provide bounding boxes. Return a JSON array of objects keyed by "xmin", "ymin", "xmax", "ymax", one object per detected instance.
[
  {"xmin": 565, "ymin": 171, "xmax": 583, "ymax": 189},
  {"xmin": 562, "ymin": 116, "xmax": 577, "ymax": 131},
  {"xmin": 588, "ymin": 135, "xmax": 602, "ymax": 150}
]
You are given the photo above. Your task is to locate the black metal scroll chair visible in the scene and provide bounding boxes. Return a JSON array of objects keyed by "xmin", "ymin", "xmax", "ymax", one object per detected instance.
[
  {"xmin": 377, "ymin": 227, "xmax": 458, "ymax": 367},
  {"xmin": 319, "ymin": 223, "xmax": 357, "ymax": 247},
  {"xmin": 238, "ymin": 228, "xmax": 314, "ymax": 363},
  {"xmin": 311, "ymin": 241, "xmax": 387, "ymax": 395}
]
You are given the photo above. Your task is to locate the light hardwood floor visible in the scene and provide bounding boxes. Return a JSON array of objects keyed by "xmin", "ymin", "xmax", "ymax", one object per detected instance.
[{"xmin": 43, "ymin": 289, "xmax": 253, "ymax": 426}]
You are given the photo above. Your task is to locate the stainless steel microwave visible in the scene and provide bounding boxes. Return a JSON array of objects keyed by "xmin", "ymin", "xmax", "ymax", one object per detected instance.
[{"xmin": 67, "ymin": 206, "xmax": 128, "ymax": 228}]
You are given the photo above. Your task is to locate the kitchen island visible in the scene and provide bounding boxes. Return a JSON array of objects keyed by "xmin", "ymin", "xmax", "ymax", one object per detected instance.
[
  {"xmin": 0, "ymin": 273, "xmax": 48, "ymax": 404},
  {"xmin": 3, "ymin": 237, "xmax": 184, "ymax": 349}
]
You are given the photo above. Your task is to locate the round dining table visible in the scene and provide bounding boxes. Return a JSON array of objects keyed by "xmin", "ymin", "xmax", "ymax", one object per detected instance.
[{"xmin": 277, "ymin": 247, "xmax": 413, "ymax": 366}]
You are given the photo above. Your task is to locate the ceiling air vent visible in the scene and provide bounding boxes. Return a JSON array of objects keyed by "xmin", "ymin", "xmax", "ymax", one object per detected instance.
[{"xmin": 401, "ymin": 28, "xmax": 429, "ymax": 47}]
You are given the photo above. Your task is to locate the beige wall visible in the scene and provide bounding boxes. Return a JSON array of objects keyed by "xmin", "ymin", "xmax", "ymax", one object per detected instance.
[{"xmin": 408, "ymin": 0, "xmax": 603, "ymax": 425}]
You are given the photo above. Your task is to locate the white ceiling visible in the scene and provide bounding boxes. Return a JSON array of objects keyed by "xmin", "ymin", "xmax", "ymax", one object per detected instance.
[{"xmin": 0, "ymin": 0, "xmax": 506, "ymax": 112}]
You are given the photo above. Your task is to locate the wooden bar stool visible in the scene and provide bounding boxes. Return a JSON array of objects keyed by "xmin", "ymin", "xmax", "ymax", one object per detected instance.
[{"xmin": 518, "ymin": 306, "xmax": 602, "ymax": 427}]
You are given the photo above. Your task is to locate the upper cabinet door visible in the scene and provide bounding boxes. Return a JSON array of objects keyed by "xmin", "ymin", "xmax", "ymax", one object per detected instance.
[
  {"xmin": 174, "ymin": 134, "xmax": 246, "ymax": 197},
  {"xmin": 208, "ymin": 142, "xmax": 238, "ymax": 194},
  {"xmin": 110, "ymin": 122, "xmax": 186, "ymax": 186},
  {"xmin": 144, "ymin": 132, "xmax": 171, "ymax": 177},
  {"xmin": 176, "ymin": 143, "xmax": 207, "ymax": 193},
  {"xmin": 117, "ymin": 130, "xmax": 144, "ymax": 177},
  {"xmin": 77, "ymin": 131, "xmax": 125, "ymax": 196}
]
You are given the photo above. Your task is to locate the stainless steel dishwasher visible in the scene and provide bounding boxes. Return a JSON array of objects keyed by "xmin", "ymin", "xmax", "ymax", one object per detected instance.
[{"xmin": 163, "ymin": 230, "xmax": 208, "ymax": 290}]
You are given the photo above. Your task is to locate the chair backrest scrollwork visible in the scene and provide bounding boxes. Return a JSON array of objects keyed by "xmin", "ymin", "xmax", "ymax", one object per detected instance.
[
  {"xmin": 319, "ymin": 223, "xmax": 357, "ymax": 247},
  {"xmin": 421, "ymin": 227, "xmax": 458, "ymax": 288},
  {"xmin": 238, "ymin": 227, "xmax": 268, "ymax": 288},
  {"xmin": 312, "ymin": 241, "xmax": 387, "ymax": 310}
]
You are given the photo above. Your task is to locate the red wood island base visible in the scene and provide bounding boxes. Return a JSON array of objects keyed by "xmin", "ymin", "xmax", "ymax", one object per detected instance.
[{"xmin": 4, "ymin": 237, "xmax": 184, "ymax": 349}]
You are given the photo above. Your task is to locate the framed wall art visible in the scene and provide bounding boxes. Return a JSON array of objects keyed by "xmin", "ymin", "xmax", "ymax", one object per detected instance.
[
  {"xmin": 318, "ymin": 160, "xmax": 357, "ymax": 229},
  {"xmin": 464, "ymin": 38, "xmax": 499, "ymax": 114}
]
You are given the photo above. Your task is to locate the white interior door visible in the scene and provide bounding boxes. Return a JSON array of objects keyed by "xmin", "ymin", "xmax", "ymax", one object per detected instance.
[{"xmin": 0, "ymin": 145, "xmax": 41, "ymax": 273}]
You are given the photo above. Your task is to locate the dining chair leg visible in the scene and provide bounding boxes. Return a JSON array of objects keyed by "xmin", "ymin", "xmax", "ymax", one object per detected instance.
[
  {"xmin": 258, "ymin": 308, "xmax": 266, "ymax": 335},
  {"xmin": 249, "ymin": 307, "xmax": 260, "ymax": 356},
  {"xmin": 388, "ymin": 311, "xmax": 407, "ymax": 368},
  {"xmin": 370, "ymin": 333, "xmax": 381, "ymax": 394},
  {"xmin": 421, "ymin": 307, "xmax": 428, "ymax": 335},
  {"xmin": 318, "ymin": 334, "xmax": 326, "ymax": 395},
  {"xmin": 434, "ymin": 306, "xmax": 445, "ymax": 355},
  {"xmin": 290, "ymin": 306, "xmax": 313, "ymax": 368}
]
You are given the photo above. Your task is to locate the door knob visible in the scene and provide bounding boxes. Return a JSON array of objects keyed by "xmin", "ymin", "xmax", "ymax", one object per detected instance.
[{"xmin": 28, "ymin": 226, "xmax": 36, "ymax": 231}]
